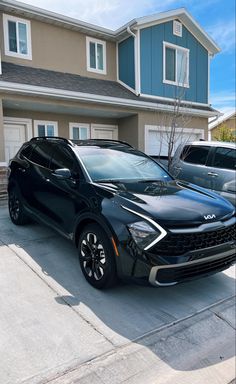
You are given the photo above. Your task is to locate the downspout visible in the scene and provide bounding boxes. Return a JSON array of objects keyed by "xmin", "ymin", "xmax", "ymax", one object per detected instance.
[{"xmin": 126, "ymin": 26, "xmax": 140, "ymax": 96}]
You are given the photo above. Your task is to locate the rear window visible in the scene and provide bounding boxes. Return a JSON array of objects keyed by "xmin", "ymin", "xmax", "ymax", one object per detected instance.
[
  {"xmin": 180, "ymin": 145, "xmax": 210, "ymax": 165},
  {"xmin": 212, "ymin": 147, "xmax": 236, "ymax": 170}
]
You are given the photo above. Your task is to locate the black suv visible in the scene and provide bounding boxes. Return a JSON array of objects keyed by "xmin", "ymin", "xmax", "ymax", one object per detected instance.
[{"xmin": 8, "ymin": 137, "xmax": 236, "ymax": 289}]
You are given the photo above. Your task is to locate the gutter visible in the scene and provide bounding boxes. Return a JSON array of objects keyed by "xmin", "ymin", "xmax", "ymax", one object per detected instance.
[{"xmin": 0, "ymin": 81, "xmax": 219, "ymax": 118}]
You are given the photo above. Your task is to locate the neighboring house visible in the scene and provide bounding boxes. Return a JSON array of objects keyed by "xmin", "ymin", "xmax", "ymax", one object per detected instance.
[
  {"xmin": 209, "ymin": 111, "xmax": 236, "ymax": 140},
  {"xmin": 0, "ymin": 0, "xmax": 220, "ymax": 196}
]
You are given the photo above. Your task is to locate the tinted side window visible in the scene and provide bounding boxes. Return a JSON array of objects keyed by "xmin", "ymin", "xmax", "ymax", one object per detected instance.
[
  {"xmin": 180, "ymin": 145, "xmax": 210, "ymax": 165},
  {"xmin": 20, "ymin": 144, "xmax": 34, "ymax": 159},
  {"xmin": 212, "ymin": 147, "xmax": 236, "ymax": 170},
  {"xmin": 30, "ymin": 142, "xmax": 52, "ymax": 168},
  {"xmin": 50, "ymin": 146, "xmax": 75, "ymax": 171}
]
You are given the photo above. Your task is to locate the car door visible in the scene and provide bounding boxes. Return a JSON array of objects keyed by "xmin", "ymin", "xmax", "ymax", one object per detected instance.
[
  {"xmin": 206, "ymin": 146, "xmax": 236, "ymax": 204},
  {"xmin": 47, "ymin": 144, "xmax": 85, "ymax": 235},
  {"xmin": 27, "ymin": 141, "xmax": 54, "ymax": 215},
  {"xmin": 172, "ymin": 144, "xmax": 212, "ymax": 189}
]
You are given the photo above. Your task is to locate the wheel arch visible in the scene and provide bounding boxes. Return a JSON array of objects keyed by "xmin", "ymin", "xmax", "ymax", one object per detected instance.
[{"xmin": 73, "ymin": 212, "xmax": 116, "ymax": 248}]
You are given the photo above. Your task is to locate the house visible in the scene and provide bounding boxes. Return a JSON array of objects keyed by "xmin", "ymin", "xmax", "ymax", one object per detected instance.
[
  {"xmin": 0, "ymin": 0, "xmax": 220, "ymax": 196},
  {"xmin": 209, "ymin": 110, "xmax": 236, "ymax": 140}
]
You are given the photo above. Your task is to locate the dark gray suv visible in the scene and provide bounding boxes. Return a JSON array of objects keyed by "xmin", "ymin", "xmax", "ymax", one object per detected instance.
[{"xmin": 170, "ymin": 141, "xmax": 236, "ymax": 206}]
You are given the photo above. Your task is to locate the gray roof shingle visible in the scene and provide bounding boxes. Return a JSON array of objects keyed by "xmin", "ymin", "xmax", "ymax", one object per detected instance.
[{"xmin": 0, "ymin": 62, "xmax": 216, "ymax": 113}]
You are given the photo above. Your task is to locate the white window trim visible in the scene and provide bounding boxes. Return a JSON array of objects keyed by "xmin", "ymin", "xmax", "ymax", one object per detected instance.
[
  {"xmin": 3, "ymin": 13, "xmax": 32, "ymax": 60},
  {"xmin": 34, "ymin": 120, "xmax": 58, "ymax": 137},
  {"xmin": 69, "ymin": 123, "xmax": 90, "ymax": 140},
  {"xmin": 86, "ymin": 36, "xmax": 106, "ymax": 75},
  {"xmin": 144, "ymin": 125, "xmax": 204, "ymax": 155},
  {"xmin": 163, "ymin": 41, "xmax": 189, "ymax": 88}
]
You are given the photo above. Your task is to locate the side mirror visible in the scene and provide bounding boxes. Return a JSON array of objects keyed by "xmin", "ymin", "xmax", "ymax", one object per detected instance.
[{"xmin": 52, "ymin": 168, "xmax": 72, "ymax": 180}]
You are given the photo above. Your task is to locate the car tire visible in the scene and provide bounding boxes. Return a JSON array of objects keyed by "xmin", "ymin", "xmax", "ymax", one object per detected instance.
[
  {"xmin": 78, "ymin": 223, "xmax": 117, "ymax": 289},
  {"xmin": 8, "ymin": 187, "xmax": 30, "ymax": 225}
]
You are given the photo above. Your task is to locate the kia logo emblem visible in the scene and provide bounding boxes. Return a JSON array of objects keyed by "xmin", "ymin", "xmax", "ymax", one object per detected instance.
[{"xmin": 204, "ymin": 214, "xmax": 216, "ymax": 220}]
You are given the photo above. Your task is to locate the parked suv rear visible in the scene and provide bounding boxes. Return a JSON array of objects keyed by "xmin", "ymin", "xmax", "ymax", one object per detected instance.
[
  {"xmin": 170, "ymin": 141, "xmax": 236, "ymax": 206},
  {"xmin": 8, "ymin": 137, "xmax": 236, "ymax": 288}
]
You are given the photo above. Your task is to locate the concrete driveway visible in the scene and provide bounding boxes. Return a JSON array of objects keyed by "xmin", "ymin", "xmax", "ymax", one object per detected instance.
[{"xmin": 0, "ymin": 203, "xmax": 235, "ymax": 384}]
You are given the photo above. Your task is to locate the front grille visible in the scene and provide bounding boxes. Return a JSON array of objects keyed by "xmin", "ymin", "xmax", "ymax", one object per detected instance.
[
  {"xmin": 151, "ymin": 224, "xmax": 236, "ymax": 256},
  {"xmin": 157, "ymin": 253, "xmax": 236, "ymax": 284}
]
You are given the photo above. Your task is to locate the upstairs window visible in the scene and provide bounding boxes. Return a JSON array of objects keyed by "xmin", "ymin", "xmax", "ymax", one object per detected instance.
[
  {"xmin": 86, "ymin": 37, "xmax": 106, "ymax": 74},
  {"xmin": 163, "ymin": 42, "xmax": 189, "ymax": 88},
  {"xmin": 3, "ymin": 14, "xmax": 32, "ymax": 60}
]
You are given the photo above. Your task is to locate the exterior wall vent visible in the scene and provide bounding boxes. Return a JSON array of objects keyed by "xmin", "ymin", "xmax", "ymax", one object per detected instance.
[{"xmin": 173, "ymin": 20, "xmax": 182, "ymax": 37}]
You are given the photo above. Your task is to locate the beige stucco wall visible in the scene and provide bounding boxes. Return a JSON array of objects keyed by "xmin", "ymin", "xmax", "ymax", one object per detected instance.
[
  {"xmin": 3, "ymin": 108, "xmax": 119, "ymax": 139},
  {"xmin": 118, "ymin": 115, "xmax": 139, "ymax": 148},
  {"xmin": 0, "ymin": 99, "xmax": 5, "ymax": 162},
  {"xmin": 0, "ymin": 12, "xmax": 117, "ymax": 80}
]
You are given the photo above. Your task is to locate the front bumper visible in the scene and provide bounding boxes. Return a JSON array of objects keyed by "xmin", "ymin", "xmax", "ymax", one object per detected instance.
[{"xmin": 149, "ymin": 248, "xmax": 236, "ymax": 286}]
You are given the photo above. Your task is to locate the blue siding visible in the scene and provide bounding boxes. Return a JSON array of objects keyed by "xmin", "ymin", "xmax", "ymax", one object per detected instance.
[
  {"xmin": 140, "ymin": 21, "xmax": 208, "ymax": 103},
  {"xmin": 118, "ymin": 37, "xmax": 135, "ymax": 89}
]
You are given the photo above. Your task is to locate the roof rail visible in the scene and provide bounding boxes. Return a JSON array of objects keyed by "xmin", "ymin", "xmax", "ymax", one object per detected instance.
[
  {"xmin": 30, "ymin": 136, "xmax": 75, "ymax": 146},
  {"xmin": 71, "ymin": 139, "xmax": 133, "ymax": 147}
]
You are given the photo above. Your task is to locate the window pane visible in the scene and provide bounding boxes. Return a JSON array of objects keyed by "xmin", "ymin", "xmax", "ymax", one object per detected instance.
[
  {"xmin": 181, "ymin": 146, "xmax": 210, "ymax": 165},
  {"xmin": 165, "ymin": 47, "xmax": 175, "ymax": 82},
  {"xmin": 38, "ymin": 125, "xmax": 46, "ymax": 136},
  {"xmin": 18, "ymin": 22, "xmax": 28, "ymax": 54},
  {"xmin": 97, "ymin": 43, "xmax": 103, "ymax": 70},
  {"xmin": 213, "ymin": 147, "xmax": 236, "ymax": 170},
  {"xmin": 177, "ymin": 49, "xmax": 187, "ymax": 85},
  {"xmin": 46, "ymin": 125, "xmax": 55, "ymax": 137},
  {"xmin": 50, "ymin": 146, "xmax": 74, "ymax": 170},
  {"xmin": 79, "ymin": 127, "xmax": 89, "ymax": 140},
  {"xmin": 72, "ymin": 127, "xmax": 80, "ymax": 140},
  {"xmin": 90, "ymin": 42, "xmax": 96, "ymax": 69},
  {"xmin": 30, "ymin": 142, "xmax": 52, "ymax": 168},
  {"xmin": 8, "ymin": 21, "xmax": 17, "ymax": 52}
]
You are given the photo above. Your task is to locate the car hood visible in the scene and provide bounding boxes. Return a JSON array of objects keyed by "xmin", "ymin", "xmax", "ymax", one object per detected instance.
[{"xmin": 93, "ymin": 180, "xmax": 234, "ymax": 227}]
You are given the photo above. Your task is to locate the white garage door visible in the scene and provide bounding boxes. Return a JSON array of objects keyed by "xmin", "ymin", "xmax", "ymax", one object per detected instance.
[
  {"xmin": 145, "ymin": 127, "xmax": 204, "ymax": 156},
  {"xmin": 91, "ymin": 124, "xmax": 118, "ymax": 140}
]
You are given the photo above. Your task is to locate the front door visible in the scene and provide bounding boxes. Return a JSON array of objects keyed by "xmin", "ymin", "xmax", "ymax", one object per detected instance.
[
  {"xmin": 4, "ymin": 124, "xmax": 26, "ymax": 162},
  {"xmin": 91, "ymin": 124, "xmax": 118, "ymax": 140}
]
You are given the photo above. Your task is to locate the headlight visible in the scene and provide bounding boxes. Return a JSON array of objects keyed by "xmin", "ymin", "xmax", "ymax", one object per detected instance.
[{"xmin": 128, "ymin": 221, "xmax": 160, "ymax": 250}]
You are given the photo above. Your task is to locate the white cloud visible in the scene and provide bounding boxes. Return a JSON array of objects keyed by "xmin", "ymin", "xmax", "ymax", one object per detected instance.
[
  {"xmin": 20, "ymin": 0, "xmax": 179, "ymax": 29},
  {"xmin": 206, "ymin": 20, "xmax": 236, "ymax": 53},
  {"xmin": 210, "ymin": 91, "xmax": 236, "ymax": 114}
]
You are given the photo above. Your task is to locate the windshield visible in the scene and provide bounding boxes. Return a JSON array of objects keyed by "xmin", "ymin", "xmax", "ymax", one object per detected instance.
[{"xmin": 76, "ymin": 146, "xmax": 172, "ymax": 183}]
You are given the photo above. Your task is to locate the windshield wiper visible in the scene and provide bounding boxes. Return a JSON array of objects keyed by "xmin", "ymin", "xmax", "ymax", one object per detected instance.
[
  {"xmin": 93, "ymin": 179, "xmax": 121, "ymax": 183},
  {"xmin": 137, "ymin": 179, "xmax": 165, "ymax": 183}
]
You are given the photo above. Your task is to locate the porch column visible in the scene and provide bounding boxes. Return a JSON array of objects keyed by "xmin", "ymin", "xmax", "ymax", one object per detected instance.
[{"xmin": 0, "ymin": 98, "xmax": 5, "ymax": 162}]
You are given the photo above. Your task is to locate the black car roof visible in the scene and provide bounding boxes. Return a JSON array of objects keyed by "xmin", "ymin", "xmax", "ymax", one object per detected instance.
[{"xmin": 29, "ymin": 137, "xmax": 133, "ymax": 149}]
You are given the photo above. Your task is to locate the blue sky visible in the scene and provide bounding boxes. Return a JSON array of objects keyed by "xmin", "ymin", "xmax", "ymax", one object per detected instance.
[{"xmin": 22, "ymin": 0, "xmax": 236, "ymax": 115}]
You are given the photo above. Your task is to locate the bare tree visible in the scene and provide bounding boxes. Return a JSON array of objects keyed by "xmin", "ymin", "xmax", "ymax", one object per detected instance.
[{"xmin": 153, "ymin": 51, "xmax": 197, "ymax": 171}]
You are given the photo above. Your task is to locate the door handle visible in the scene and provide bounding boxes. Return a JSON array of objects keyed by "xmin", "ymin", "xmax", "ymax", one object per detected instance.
[{"xmin": 208, "ymin": 172, "xmax": 218, "ymax": 177}]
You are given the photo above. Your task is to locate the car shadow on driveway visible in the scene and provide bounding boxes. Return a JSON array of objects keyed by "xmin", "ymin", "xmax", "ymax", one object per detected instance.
[{"xmin": 1, "ymin": 206, "xmax": 235, "ymax": 375}]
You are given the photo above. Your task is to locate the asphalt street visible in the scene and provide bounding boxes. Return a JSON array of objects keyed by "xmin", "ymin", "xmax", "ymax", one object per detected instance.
[{"xmin": 0, "ymin": 203, "xmax": 235, "ymax": 384}]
